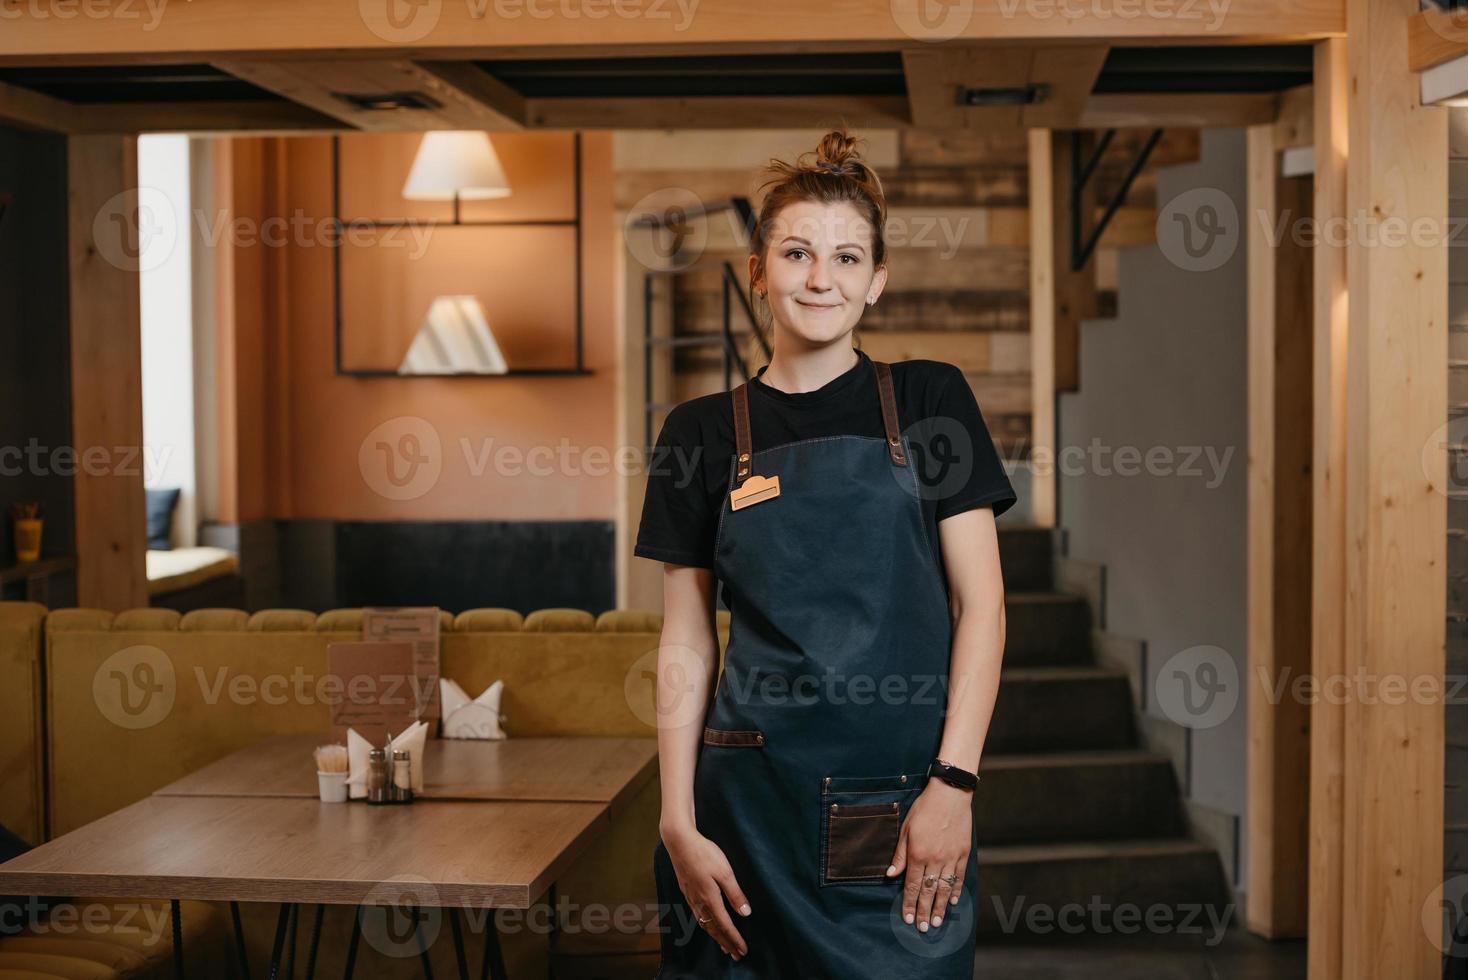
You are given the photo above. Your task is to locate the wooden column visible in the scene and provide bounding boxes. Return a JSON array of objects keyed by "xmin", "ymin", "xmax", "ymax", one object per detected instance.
[
  {"xmin": 1027, "ymin": 129, "xmax": 1056, "ymax": 529},
  {"xmin": 1246, "ymin": 121, "xmax": 1314, "ymax": 940},
  {"xmin": 1320, "ymin": 1, "xmax": 1447, "ymax": 974},
  {"xmin": 67, "ymin": 135, "xmax": 148, "ymax": 611},
  {"xmin": 1308, "ymin": 35, "xmax": 1348, "ymax": 980}
]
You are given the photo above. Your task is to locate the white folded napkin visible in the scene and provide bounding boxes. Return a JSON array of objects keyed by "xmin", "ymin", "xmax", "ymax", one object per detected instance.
[
  {"xmin": 344, "ymin": 720, "xmax": 430, "ymax": 798},
  {"xmin": 440, "ymin": 678, "xmax": 507, "ymax": 740}
]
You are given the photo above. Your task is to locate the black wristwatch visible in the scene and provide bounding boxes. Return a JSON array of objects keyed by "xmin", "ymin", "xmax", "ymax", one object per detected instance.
[{"xmin": 928, "ymin": 758, "xmax": 980, "ymax": 791}]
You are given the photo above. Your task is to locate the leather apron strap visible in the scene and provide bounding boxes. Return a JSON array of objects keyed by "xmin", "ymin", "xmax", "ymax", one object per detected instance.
[{"xmin": 731, "ymin": 357, "xmax": 907, "ymax": 488}]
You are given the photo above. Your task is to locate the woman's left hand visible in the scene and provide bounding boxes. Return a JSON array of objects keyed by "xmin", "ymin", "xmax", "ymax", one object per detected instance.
[{"xmin": 885, "ymin": 780, "xmax": 972, "ymax": 932}]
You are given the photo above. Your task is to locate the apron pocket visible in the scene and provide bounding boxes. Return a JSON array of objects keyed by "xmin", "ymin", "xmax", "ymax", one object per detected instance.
[
  {"xmin": 702, "ymin": 727, "xmax": 765, "ymax": 747},
  {"xmin": 819, "ymin": 772, "xmax": 926, "ymax": 885},
  {"xmin": 824, "ymin": 801, "xmax": 901, "ymax": 882}
]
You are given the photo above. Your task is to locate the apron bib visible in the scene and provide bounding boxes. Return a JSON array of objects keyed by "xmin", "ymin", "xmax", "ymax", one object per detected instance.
[{"xmin": 653, "ymin": 360, "xmax": 981, "ymax": 978}]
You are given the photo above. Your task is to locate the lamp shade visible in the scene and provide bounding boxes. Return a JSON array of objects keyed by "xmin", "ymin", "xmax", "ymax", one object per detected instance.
[{"xmin": 401, "ymin": 132, "xmax": 511, "ymax": 201}]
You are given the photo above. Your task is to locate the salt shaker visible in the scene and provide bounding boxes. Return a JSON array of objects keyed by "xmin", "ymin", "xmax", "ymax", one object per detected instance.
[
  {"xmin": 392, "ymin": 749, "xmax": 414, "ymax": 804},
  {"xmin": 367, "ymin": 748, "xmax": 389, "ymax": 805}
]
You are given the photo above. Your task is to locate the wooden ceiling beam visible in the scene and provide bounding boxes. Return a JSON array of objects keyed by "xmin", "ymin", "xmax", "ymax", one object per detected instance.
[
  {"xmin": 1079, "ymin": 91, "xmax": 1280, "ymax": 127},
  {"xmin": 210, "ymin": 59, "xmax": 525, "ymax": 131},
  {"xmin": 0, "ymin": 0, "xmax": 1345, "ymax": 61},
  {"xmin": 1408, "ymin": 8, "xmax": 1468, "ymax": 72},
  {"xmin": 0, "ymin": 78, "xmax": 84, "ymax": 133}
]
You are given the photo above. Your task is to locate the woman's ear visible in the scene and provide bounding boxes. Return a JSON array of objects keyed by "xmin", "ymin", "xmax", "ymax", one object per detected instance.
[
  {"xmin": 866, "ymin": 264, "xmax": 889, "ymax": 306},
  {"xmin": 747, "ymin": 253, "xmax": 764, "ymax": 297}
]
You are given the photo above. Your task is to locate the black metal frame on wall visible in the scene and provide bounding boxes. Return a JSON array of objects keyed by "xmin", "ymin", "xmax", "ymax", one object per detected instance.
[{"xmin": 329, "ymin": 131, "xmax": 588, "ymax": 378}]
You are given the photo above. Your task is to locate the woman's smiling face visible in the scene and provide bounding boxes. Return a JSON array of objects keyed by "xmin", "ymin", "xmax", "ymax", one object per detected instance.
[{"xmin": 751, "ymin": 199, "xmax": 887, "ymax": 346}]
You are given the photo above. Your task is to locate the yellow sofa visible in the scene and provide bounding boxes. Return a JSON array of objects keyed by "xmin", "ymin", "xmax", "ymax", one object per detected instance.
[{"xmin": 0, "ymin": 602, "xmax": 724, "ymax": 980}]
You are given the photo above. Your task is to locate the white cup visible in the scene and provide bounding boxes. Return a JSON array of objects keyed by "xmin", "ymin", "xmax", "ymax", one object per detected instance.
[{"xmin": 317, "ymin": 770, "xmax": 348, "ymax": 803}]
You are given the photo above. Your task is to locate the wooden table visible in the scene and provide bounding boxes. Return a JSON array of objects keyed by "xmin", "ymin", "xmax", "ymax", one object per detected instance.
[
  {"xmin": 0, "ymin": 734, "xmax": 660, "ymax": 980},
  {"xmin": 154, "ymin": 734, "xmax": 658, "ymax": 810}
]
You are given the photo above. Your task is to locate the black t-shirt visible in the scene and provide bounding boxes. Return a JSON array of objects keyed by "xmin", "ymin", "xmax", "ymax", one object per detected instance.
[{"xmin": 634, "ymin": 347, "xmax": 1016, "ymax": 574}]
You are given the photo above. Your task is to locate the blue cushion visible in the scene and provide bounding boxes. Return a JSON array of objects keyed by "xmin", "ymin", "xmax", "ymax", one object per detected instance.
[{"xmin": 144, "ymin": 487, "xmax": 180, "ymax": 551}]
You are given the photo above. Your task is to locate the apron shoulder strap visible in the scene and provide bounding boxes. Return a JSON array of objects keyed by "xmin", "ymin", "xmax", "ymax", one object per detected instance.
[
  {"xmin": 873, "ymin": 360, "xmax": 908, "ymax": 468},
  {"xmin": 732, "ymin": 382, "xmax": 753, "ymax": 486}
]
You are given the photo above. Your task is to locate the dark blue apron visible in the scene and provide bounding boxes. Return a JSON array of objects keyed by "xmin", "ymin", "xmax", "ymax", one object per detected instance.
[{"xmin": 653, "ymin": 359, "xmax": 981, "ymax": 978}]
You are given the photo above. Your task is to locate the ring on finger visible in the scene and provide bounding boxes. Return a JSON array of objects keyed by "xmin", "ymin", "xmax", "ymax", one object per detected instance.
[
  {"xmin": 941, "ymin": 873, "xmax": 958, "ymax": 885},
  {"xmin": 922, "ymin": 873, "xmax": 938, "ymax": 888}
]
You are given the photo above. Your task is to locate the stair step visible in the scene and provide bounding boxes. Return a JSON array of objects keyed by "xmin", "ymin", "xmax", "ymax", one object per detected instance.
[
  {"xmin": 1004, "ymin": 593, "xmax": 1092, "ymax": 666},
  {"xmin": 975, "ymin": 751, "xmax": 1185, "ymax": 844},
  {"xmin": 976, "ymin": 838, "xmax": 1230, "ymax": 936},
  {"xmin": 990, "ymin": 668, "xmax": 1136, "ymax": 753},
  {"xmin": 997, "ymin": 526, "xmax": 1054, "ymax": 591}
]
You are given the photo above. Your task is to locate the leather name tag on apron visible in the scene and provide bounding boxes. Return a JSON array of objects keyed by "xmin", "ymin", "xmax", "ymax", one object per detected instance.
[{"xmin": 730, "ymin": 474, "xmax": 780, "ymax": 511}]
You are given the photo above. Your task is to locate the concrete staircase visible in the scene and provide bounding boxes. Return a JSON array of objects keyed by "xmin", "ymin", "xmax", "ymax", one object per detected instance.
[{"xmin": 977, "ymin": 526, "xmax": 1229, "ymax": 935}]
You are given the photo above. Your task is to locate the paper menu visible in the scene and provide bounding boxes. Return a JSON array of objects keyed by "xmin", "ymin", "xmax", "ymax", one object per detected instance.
[
  {"xmin": 363, "ymin": 607, "xmax": 442, "ymax": 726},
  {"xmin": 326, "ymin": 640, "xmax": 419, "ymax": 746}
]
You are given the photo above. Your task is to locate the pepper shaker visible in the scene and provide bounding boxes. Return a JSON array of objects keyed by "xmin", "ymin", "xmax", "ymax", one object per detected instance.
[{"xmin": 366, "ymin": 748, "xmax": 389, "ymax": 805}]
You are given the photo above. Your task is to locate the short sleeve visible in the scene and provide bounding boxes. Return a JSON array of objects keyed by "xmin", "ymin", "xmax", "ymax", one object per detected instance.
[
  {"xmin": 634, "ymin": 406, "xmax": 718, "ymax": 568},
  {"xmin": 922, "ymin": 366, "xmax": 1017, "ymax": 522}
]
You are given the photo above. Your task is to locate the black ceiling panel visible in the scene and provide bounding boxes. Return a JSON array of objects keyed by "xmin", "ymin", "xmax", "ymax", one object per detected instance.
[{"xmin": 0, "ymin": 64, "xmax": 285, "ymax": 104}]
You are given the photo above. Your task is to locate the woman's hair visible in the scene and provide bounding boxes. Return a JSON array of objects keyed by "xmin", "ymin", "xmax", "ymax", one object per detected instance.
[{"xmin": 748, "ymin": 129, "xmax": 889, "ymax": 317}]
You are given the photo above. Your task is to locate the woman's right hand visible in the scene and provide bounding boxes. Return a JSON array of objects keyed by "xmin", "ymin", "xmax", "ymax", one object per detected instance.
[{"xmin": 661, "ymin": 822, "xmax": 752, "ymax": 961}]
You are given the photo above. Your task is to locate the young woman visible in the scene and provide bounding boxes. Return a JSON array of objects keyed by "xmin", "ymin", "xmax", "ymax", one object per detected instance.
[{"xmin": 635, "ymin": 129, "xmax": 1014, "ymax": 978}]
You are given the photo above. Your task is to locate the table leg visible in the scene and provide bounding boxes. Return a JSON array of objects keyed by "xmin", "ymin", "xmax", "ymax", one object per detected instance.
[
  {"xmin": 229, "ymin": 901, "xmax": 251, "ymax": 979},
  {"xmin": 342, "ymin": 906, "xmax": 362, "ymax": 980},
  {"xmin": 267, "ymin": 903, "xmax": 293, "ymax": 980},
  {"xmin": 413, "ymin": 905, "xmax": 435, "ymax": 980},
  {"xmin": 448, "ymin": 906, "xmax": 469, "ymax": 980},
  {"xmin": 546, "ymin": 883, "xmax": 557, "ymax": 980},
  {"xmin": 171, "ymin": 898, "xmax": 184, "ymax": 980},
  {"xmin": 477, "ymin": 909, "xmax": 506, "ymax": 980},
  {"xmin": 285, "ymin": 902, "xmax": 299, "ymax": 979},
  {"xmin": 303, "ymin": 904, "xmax": 325, "ymax": 980}
]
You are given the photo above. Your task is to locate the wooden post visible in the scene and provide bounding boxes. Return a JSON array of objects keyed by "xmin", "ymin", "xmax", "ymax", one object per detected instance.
[
  {"xmin": 1027, "ymin": 129, "xmax": 1056, "ymax": 529},
  {"xmin": 67, "ymin": 135, "xmax": 148, "ymax": 611},
  {"xmin": 1308, "ymin": 35, "xmax": 1348, "ymax": 980},
  {"xmin": 1325, "ymin": 2, "xmax": 1447, "ymax": 974},
  {"xmin": 1245, "ymin": 120, "xmax": 1313, "ymax": 939}
]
